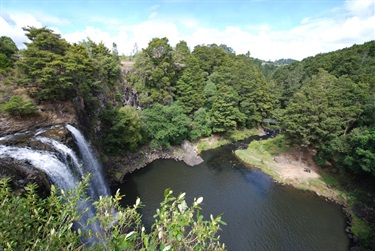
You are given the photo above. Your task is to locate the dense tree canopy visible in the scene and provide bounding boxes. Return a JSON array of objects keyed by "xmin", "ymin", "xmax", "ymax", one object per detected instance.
[
  {"xmin": 273, "ymin": 41, "xmax": 375, "ymax": 177},
  {"xmin": 2, "ymin": 26, "xmax": 374, "ymax": 179},
  {"xmin": 142, "ymin": 102, "xmax": 191, "ymax": 148}
]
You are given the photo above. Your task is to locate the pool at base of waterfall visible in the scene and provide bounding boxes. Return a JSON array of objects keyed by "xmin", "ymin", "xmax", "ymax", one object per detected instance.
[{"xmin": 114, "ymin": 141, "xmax": 349, "ymax": 251}]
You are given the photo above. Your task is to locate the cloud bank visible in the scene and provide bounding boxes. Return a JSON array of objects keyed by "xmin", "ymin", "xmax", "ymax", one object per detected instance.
[{"xmin": 1, "ymin": 0, "xmax": 373, "ymax": 60}]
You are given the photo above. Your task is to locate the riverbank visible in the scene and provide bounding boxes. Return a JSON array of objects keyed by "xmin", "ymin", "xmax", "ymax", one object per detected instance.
[
  {"xmin": 106, "ymin": 128, "xmax": 259, "ymax": 183},
  {"xmin": 235, "ymin": 135, "xmax": 375, "ymax": 249},
  {"xmin": 235, "ymin": 135, "xmax": 346, "ymax": 202}
]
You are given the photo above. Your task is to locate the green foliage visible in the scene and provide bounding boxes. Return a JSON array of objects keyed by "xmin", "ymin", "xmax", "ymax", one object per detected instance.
[
  {"xmin": 16, "ymin": 26, "xmax": 72, "ymax": 100},
  {"xmin": 271, "ymin": 41, "xmax": 375, "ymax": 108},
  {"xmin": 0, "ymin": 178, "xmax": 226, "ymax": 250},
  {"xmin": 319, "ymin": 126, "xmax": 375, "ymax": 176},
  {"xmin": 211, "ymin": 84, "xmax": 245, "ymax": 133},
  {"xmin": 173, "ymin": 40, "xmax": 190, "ymax": 65},
  {"xmin": 176, "ymin": 57, "xmax": 206, "ymax": 114},
  {"xmin": 102, "ymin": 106, "xmax": 143, "ymax": 155},
  {"xmin": 2, "ymin": 95, "xmax": 38, "ymax": 117},
  {"xmin": 81, "ymin": 38, "xmax": 120, "ymax": 86},
  {"xmin": 233, "ymin": 55, "xmax": 274, "ymax": 126},
  {"xmin": 351, "ymin": 215, "xmax": 374, "ymax": 246},
  {"xmin": 15, "ymin": 27, "xmax": 120, "ymax": 103},
  {"xmin": 0, "ymin": 53, "xmax": 12, "ymax": 69},
  {"xmin": 0, "ymin": 178, "xmax": 82, "ymax": 250},
  {"xmin": 0, "ymin": 36, "xmax": 18, "ymax": 59},
  {"xmin": 190, "ymin": 108, "xmax": 212, "ymax": 141},
  {"xmin": 192, "ymin": 44, "xmax": 230, "ymax": 75},
  {"xmin": 132, "ymin": 38, "xmax": 176, "ymax": 107},
  {"xmin": 142, "ymin": 102, "xmax": 191, "ymax": 149},
  {"xmin": 280, "ymin": 69, "xmax": 363, "ymax": 147},
  {"xmin": 145, "ymin": 189, "xmax": 226, "ymax": 251}
]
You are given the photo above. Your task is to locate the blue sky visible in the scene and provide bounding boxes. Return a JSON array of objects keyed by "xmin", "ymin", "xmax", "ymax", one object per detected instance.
[{"xmin": 1, "ymin": 0, "xmax": 374, "ymax": 60}]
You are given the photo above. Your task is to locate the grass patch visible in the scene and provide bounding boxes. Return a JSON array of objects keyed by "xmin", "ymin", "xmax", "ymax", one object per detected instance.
[
  {"xmin": 235, "ymin": 136, "xmax": 289, "ymax": 181},
  {"xmin": 224, "ymin": 128, "xmax": 258, "ymax": 142},
  {"xmin": 320, "ymin": 171, "xmax": 341, "ymax": 188},
  {"xmin": 195, "ymin": 128, "xmax": 258, "ymax": 153},
  {"xmin": 352, "ymin": 215, "xmax": 374, "ymax": 246},
  {"xmin": 196, "ymin": 137, "xmax": 230, "ymax": 152},
  {"xmin": 236, "ymin": 135, "xmax": 288, "ymax": 162}
]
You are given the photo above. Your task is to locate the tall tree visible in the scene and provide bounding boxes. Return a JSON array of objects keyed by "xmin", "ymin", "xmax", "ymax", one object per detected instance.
[
  {"xmin": 175, "ymin": 57, "xmax": 207, "ymax": 114},
  {"xmin": 280, "ymin": 69, "xmax": 363, "ymax": 147},
  {"xmin": 232, "ymin": 55, "xmax": 274, "ymax": 127},
  {"xmin": 211, "ymin": 83, "xmax": 245, "ymax": 133},
  {"xmin": 132, "ymin": 38, "xmax": 176, "ymax": 107},
  {"xmin": 16, "ymin": 26, "xmax": 72, "ymax": 100},
  {"xmin": 173, "ymin": 40, "xmax": 191, "ymax": 65}
]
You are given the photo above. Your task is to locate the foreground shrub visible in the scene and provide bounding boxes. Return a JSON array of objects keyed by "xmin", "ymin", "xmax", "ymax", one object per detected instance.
[{"xmin": 0, "ymin": 178, "xmax": 226, "ymax": 250}]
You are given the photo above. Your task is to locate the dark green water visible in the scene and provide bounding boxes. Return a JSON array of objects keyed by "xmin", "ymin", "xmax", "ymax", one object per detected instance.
[{"xmin": 114, "ymin": 140, "xmax": 349, "ymax": 251}]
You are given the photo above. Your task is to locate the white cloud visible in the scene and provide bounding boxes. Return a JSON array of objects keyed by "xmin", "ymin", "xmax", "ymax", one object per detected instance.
[
  {"xmin": 345, "ymin": 0, "xmax": 374, "ymax": 17},
  {"xmin": 0, "ymin": 12, "xmax": 44, "ymax": 49},
  {"xmin": 148, "ymin": 12, "xmax": 158, "ymax": 19},
  {"xmin": 33, "ymin": 11, "xmax": 70, "ymax": 26},
  {"xmin": 1, "ymin": 0, "xmax": 373, "ymax": 60}
]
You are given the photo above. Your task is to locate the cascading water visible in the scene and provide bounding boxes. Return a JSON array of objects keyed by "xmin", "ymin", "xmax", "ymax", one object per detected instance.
[
  {"xmin": 66, "ymin": 125, "xmax": 110, "ymax": 198},
  {"xmin": 0, "ymin": 125, "xmax": 109, "ymax": 196},
  {"xmin": 0, "ymin": 124, "xmax": 110, "ymax": 244},
  {"xmin": 35, "ymin": 136, "xmax": 96, "ymax": 199},
  {"xmin": 0, "ymin": 145, "xmax": 78, "ymax": 190}
]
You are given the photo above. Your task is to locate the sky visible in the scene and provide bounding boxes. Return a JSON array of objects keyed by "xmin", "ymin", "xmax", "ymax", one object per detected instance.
[{"xmin": 0, "ymin": 0, "xmax": 374, "ymax": 60}]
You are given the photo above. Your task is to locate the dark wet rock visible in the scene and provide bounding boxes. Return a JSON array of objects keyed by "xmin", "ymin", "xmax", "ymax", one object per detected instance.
[{"xmin": 0, "ymin": 158, "xmax": 50, "ymax": 196}]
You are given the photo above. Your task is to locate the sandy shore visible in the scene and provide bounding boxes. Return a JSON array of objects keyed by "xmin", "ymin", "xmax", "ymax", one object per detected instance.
[{"xmin": 235, "ymin": 148, "xmax": 346, "ymax": 203}]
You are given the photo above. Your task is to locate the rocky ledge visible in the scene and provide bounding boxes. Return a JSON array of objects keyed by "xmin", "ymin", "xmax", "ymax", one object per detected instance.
[{"xmin": 105, "ymin": 140, "xmax": 203, "ymax": 184}]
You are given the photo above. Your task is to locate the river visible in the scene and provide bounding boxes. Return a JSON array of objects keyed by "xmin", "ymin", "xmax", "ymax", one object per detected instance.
[{"xmin": 113, "ymin": 138, "xmax": 349, "ymax": 250}]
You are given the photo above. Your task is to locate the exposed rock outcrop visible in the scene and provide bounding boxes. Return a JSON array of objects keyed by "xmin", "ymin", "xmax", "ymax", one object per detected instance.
[
  {"xmin": 0, "ymin": 158, "xmax": 50, "ymax": 196},
  {"xmin": 105, "ymin": 140, "xmax": 203, "ymax": 183}
]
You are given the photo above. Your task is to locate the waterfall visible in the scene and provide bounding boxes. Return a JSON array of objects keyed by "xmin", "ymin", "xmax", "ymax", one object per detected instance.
[
  {"xmin": 0, "ymin": 145, "xmax": 78, "ymax": 191},
  {"xmin": 66, "ymin": 125, "xmax": 110, "ymax": 197},
  {"xmin": 0, "ymin": 124, "xmax": 110, "ymax": 244},
  {"xmin": 0, "ymin": 125, "xmax": 109, "ymax": 197}
]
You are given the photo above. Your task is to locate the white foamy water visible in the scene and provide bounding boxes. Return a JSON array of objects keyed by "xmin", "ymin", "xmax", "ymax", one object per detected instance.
[
  {"xmin": 66, "ymin": 125, "xmax": 110, "ymax": 197},
  {"xmin": 0, "ymin": 145, "xmax": 78, "ymax": 190}
]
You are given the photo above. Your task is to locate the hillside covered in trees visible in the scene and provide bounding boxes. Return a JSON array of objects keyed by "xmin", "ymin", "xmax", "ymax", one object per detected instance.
[
  {"xmin": 1, "ymin": 27, "xmax": 373, "ymax": 180},
  {"xmin": 270, "ymin": 41, "xmax": 375, "ymax": 177},
  {"xmin": 1, "ymin": 26, "xmax": 375, "ymax": 249}
]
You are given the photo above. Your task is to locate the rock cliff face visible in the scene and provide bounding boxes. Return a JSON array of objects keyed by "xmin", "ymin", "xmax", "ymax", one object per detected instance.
[
  {"xmin": 105, "ymin": 140, "xmax": 203, "ymax": 184},
  {"xmin": 0, "ymin": 101, "xmax": 77, "ymax": 137}
]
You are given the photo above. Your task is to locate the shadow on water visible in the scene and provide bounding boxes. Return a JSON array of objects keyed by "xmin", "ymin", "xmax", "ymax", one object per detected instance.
[{"xmin": 113, "ymin": 137, "xmax": 349, "ymax": 251}]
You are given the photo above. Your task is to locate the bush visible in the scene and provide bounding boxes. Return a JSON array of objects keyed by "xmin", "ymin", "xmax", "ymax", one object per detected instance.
[
  {"xmin": 0, "ymin": 53, "xmax": 11, "ymax": 69},
  {"xmin": 0, "ymin": 178, "xmax": 226, "ymax": 250},
  {"xmin": 2, "ymin": 95, "xmax": 38, "ymax": 117},
  {"xmin": 0, "ymin": 178, "xmax": 82, "ymax": 250}
]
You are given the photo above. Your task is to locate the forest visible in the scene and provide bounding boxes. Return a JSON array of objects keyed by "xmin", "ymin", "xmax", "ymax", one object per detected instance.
[
  {"xmin": 1, "ymin": 27, "xmax": 374, "ymax": 177},
  {"xmin": 0, "ymin": 26, "xmax": 374, "ymax": 249}
]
